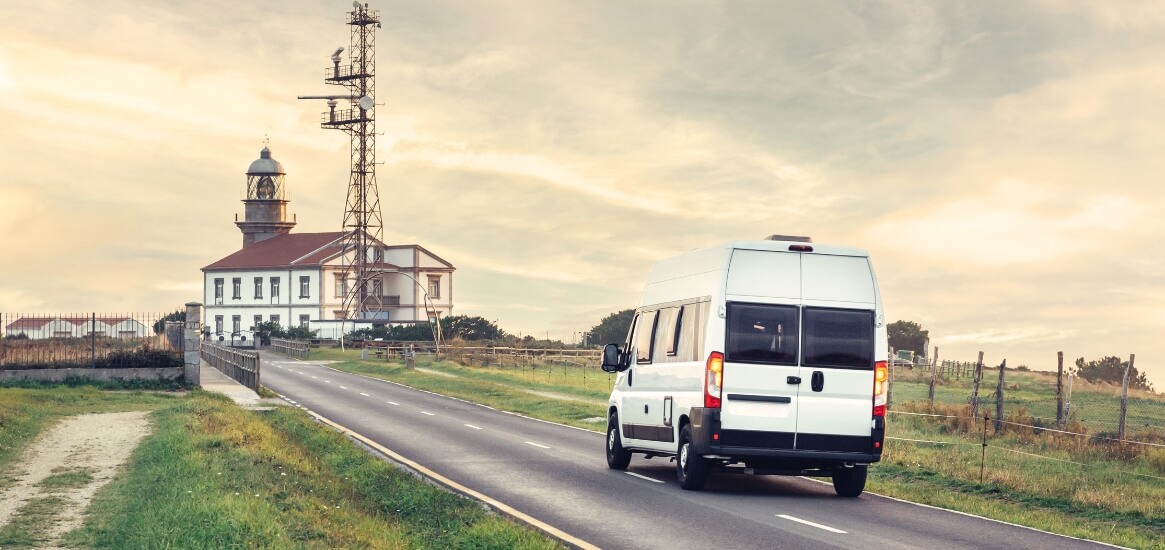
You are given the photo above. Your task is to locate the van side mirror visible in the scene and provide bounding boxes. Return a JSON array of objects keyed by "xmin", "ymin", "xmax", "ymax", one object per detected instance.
[{"xmin": 600, "ymin": 343, "xmax": 627, "ymax": 373}]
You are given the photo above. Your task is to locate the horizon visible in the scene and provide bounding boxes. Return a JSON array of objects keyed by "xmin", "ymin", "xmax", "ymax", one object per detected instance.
[{"xmin": 1, "ymin": 1, "xmax": 1163, "ymax": 389}]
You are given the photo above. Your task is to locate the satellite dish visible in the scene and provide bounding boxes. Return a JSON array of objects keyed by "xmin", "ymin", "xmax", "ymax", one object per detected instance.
[{"xmin": 359, "ymin": 95, "xmax": 374, "ymax": 111}]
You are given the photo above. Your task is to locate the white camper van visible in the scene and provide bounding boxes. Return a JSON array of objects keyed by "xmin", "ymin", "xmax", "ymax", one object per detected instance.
[{"xmin": 600, "ymin": 236, "xmax": 888, "ymax": 496}]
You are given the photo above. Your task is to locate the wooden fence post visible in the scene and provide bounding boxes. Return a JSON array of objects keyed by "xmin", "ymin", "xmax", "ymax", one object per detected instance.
[
  {"xmin": 995, "ymin": 359, "xmax": 1006, "ymax": 432},
  {"xmin": 1119, "ymin": 354, "xmax": 1134, "ymax": 440},
  {"xmin": 970, "ymin": 351, "xmax": 984, "ymax": 421},
  {"xmin": 1056, "ymin": 351, "xmax": 1065, "ymax": 429},
  {"xmin": 928, "ymin": 346, "xmax": 939, "ymax": 407}
]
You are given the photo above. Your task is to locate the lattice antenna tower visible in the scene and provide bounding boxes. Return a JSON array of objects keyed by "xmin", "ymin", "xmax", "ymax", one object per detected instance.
[{"xmin": 299, "ymin": 2, "xmax": 383, "ymax": 321}]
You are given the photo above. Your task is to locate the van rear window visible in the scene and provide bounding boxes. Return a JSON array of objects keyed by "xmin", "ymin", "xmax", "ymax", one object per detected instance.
[
  {"xmin": 725, "ymin": 303, "xmax": 797, "ymax": 365},
  {"xmin": 802, "ymin": 308, "xmax": 874, "ymax": 369}
]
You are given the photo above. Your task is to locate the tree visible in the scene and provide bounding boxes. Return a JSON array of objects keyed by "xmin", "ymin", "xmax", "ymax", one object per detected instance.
[
  {"xmin": 887, "ymin": 320, "xmax": 929, "ymax": 358},
  {"xmin": 439, "ymin": 316, "xmax": 504, "ymax": 341},
  {"xmin": 588, "ymin": 309, "xmax": 635, "ymax": 347},
  {"xmin": 1075, "ymin": 356, "xmax": 1154, "ymax": 392},
  {"xmin": 152, "ymin": 310, "xmax": 185, "ymax": 335}
]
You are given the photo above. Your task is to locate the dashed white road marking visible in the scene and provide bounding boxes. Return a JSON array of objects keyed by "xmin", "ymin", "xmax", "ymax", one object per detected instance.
[
  {"xmin": 339, "ymin": 386, "xmax": 349, "ymax": 390},
  {"xmin": 421, "ymin": 411, "xmax": 435, "ymax": 416},
  {"xmin": 359, "ymin": 392, "xmax": 370, "ymax": 397},
  {"xmin": 386, "ymin": 401, "xmax": 399, "ymax": 406},
  {"xmin": 777, "ymin": 515, "xmax": 846, "ymax": 534},
  {"xmin": 464, "ymin": 424, "xmax": 483, "ymax": 430},
  {"xmin": 525, "ymin": 441, "xmax": 550, "ymax": 449},
  {"xmin": 311, "ymin": 376, "xmax": 318, "ymax": 379},
  {"xmin": 324, "ymin": 380, "xmax": 332, "ymax": 383},
  {"xmin": 624, "ymin": 472, "xmax": 664, "ymax": 484}
]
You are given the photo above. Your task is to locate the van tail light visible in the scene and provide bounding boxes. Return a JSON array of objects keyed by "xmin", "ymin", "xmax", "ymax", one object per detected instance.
[
  {"xmin": 873, "ymin": 360, "xmax": 888, "ymax": 417},
  {"xmin": 705, "ymin": 351, "xmax": 724, "ymax": 409}
]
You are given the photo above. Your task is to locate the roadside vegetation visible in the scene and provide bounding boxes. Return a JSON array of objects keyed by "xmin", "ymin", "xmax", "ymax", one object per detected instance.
[
  {"xmin": 0, "ymin": 385, "xmax": 560, "ymax": 549},
  {"xmin": 312, "ymin": 346, "xmax": 1165, "ymax": 549}
]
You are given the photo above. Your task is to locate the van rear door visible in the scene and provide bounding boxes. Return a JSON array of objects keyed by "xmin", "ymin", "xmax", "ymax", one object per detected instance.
[
  {"xmin": 718, "ymin": 250, "xmax": 801, "ymax": 448},
  {"xmin": 795, "ymin": 254, "xmax": 878, "ymax": 452}
]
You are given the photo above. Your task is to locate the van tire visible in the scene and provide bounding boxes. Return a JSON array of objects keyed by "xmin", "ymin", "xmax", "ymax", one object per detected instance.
[
  {"xmin": 832, "ymin": 465, "xmax": 867, "ymax": 497},
  {"xmin": 606, "ymin": 412, "xmax": 631, "ymax": 470},
  {"xmin": 677, "ymin": 424, "xmax": 711, "ymax": 490}
]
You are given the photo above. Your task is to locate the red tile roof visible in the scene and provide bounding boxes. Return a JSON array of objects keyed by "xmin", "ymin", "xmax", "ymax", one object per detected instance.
[{"xmin": 202, "ymin": 232, "xmax": 347, "ymax": 270}]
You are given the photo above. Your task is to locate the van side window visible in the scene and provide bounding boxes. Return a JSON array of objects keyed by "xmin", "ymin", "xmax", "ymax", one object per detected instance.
[
  {"xmin": 667, "ymin": 306, "xmax": 683, "ymax": 356},
  {"xmin": 635, "ymin": 310, "xmax": 659, "ymax": 364},
  {"xmin": 725, "ymin": 303, "xmax": 798, "ymax": 365},
  {"xmin": 653, "ymin": 307, "xmax": 677, "ymax": 361},
  {"xmin": 802, "ymin": 307, "xmax": 874, "ymax": 369}
]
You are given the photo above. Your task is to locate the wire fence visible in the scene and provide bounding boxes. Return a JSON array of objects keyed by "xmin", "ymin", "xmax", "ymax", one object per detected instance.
[
  {"xmin": 888, "ymin": 354, "xmax": 1163, "ymax": 442},
  {"xmin": 1, "ymin": 312, "xmax": 182, "ymax": 369}
]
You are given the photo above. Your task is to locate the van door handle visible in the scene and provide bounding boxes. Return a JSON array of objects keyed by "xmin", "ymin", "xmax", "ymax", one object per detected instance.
[
  {"xmin": 811, "ymin": 371, "xmax": 825, "ymax": 392},
  {"xmin": 787, "ymin": 376, "xmax": 802, "ymax": 385}
]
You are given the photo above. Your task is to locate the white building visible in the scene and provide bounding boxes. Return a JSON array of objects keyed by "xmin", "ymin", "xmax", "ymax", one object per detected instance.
[
  {"xmin": 201, "ymin": 146, "xmax": 455, "ymax": 341},
  {"xmin": 5, "ymin": 317, "xmax": 150, "ymax": 339}
]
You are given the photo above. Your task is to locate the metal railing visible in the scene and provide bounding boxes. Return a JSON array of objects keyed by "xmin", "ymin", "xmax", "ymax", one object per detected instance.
[
  {"xmin": 201, "ymin": 342, "xmax": 260, "ymax": 390},
  {"xmin": 270, "ymin": 337, "xmax": 310, "ymax": 360}
]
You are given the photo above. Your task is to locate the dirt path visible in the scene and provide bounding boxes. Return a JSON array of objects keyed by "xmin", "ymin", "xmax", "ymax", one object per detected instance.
[{"xmin": 0, "ymin": 411, "xmax": 152, "ymax": 548}]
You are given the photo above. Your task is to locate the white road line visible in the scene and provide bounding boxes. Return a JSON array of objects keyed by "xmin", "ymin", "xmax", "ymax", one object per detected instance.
[
  {"xmin": 421, "ymin": 411, "xmax": 435, "ymax": 416},
  {"xmin": 386, "ymin": 401, "xmax": 399, "ymax": 406},
  {"xmin": 359, "ymin": 392, "xmax": 370, "ymax": 397},
  {"xmin": 464, "ymin": 424, "xmax": 483, "ymax": 430},
  {"xmin": 311, "ymin": 376, "xmax": 318, "ymax": 379},
  {"xmin": 525, "ymin": 441, "xmax": 550, "ymax": 449},
  {"xmin": 339, "ymin": 386, "xmax": 348, "ymax": 390},
  {"xmin": 324, "ymin": 380, "xmax": 331, "ymax": 383},
  {"xmin": 624, "ymin": 472, "xmax": 664, "ymax": 484},
  {"xmin": 776, "ymin": 515, "xmax": 847, "ymax": 534}
]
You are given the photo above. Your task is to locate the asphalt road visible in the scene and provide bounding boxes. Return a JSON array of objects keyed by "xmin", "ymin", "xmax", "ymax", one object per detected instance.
[{"xmin": 259, "ymin": 353, "xmax": 1121, "ymax": 550}]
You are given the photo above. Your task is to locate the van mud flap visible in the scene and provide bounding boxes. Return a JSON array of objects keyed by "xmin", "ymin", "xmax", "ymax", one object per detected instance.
[{"xmin": 688, "ymin": 407, "xmax": 720, "ymax": 455}]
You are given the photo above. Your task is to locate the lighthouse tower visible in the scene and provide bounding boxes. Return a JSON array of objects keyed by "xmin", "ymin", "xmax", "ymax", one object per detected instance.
[{"xmin": 237, "ymin": 146, "xmax": 296, "ymax": 247}]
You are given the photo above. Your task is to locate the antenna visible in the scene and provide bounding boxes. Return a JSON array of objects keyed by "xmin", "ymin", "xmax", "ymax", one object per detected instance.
[{"xmin": 298, "ymin": 3, "xmax": 383, "ymax": 323}]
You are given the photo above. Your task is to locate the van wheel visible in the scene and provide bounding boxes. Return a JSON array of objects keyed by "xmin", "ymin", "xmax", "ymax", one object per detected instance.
[
  {"xmin": 832, "ymin": 465, "xmax": 867, "ymax": 497},
  {"xmin": 677, "ymin": 424, "xmax": 710, "ymax": 490},
  {"xmin": 606, "ymin": 412, "xmax": 631, "ymax": 470}
]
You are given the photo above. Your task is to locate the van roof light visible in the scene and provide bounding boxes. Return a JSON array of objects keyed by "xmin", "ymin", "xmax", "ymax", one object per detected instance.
[{"xmin": 766, "ymin": 235, "xmax": 812, "ymax": 243}]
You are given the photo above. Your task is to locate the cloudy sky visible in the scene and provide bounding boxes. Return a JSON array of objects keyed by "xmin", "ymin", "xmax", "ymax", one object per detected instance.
[{"xmin": 2, "ymin": 1, "xmax": 1163, "ymax": 387}]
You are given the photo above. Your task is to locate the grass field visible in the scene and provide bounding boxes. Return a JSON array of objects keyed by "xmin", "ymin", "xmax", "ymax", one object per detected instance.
[
  {"xmin": 0, "ymin": 387, "xmax": 561, "ymax": 549},
  {"xmin": 312, "ymin": 347, "xmax": 1165, "ymax": 549}
]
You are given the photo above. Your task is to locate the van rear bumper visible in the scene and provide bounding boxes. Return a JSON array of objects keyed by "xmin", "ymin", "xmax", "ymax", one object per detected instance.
[{"xmin": 688, "ymin": 407, "xmax": 883, "ymax": 464}]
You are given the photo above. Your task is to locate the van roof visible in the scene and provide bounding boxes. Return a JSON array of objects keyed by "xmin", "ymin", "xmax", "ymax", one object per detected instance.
[{"xmin": 725, "ymin": 239, "xmax": 870, "ymax": 257}]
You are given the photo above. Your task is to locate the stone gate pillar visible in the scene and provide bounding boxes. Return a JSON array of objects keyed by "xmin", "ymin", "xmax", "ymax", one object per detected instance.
[{"xmin": 184, "ymin": 302, "xmax": 202, "ymax": 387}]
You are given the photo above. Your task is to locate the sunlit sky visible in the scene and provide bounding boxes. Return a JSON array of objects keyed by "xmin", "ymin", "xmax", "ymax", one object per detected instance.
[{"xmin": 2, "ymin": 1, "xmax": 1163, "ymax": 388}]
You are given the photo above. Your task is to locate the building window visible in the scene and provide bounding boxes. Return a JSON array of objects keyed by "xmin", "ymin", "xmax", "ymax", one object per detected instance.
[
  {"xmin": 299, "ymin": 315, "xmax": 310, "ymax": 328},
  {"xmin": 334, "ymin": 274, "xmax": 348, "ymax": 298},
  {"xmin": 299, "ymin": 276, "xmax": 310, "ymax": 298},
  {"xmin": 271, "ymin": 277, "xmax": 280, "ymax": 299},
  {"xmin": 254, "ymin": 277, "xmax": 263, "ymax": 299},
  {"xmin": 428, "ymin": 276, "xmax": 441, "ymax": 299},
  {"xmin": 373, "ymin": 247, "xmax": 383, "ymax": 263},
  {"xmin": 214, "ymin": 279, "xmax": 224, "ymax": 304},
  {"xmin": 253, "ymin": 315, "xmax": 262, "ymax": 331},
  {"xmin": 232, "ymin": 315, "xmax": 241, "ymax": 335},
  {"xmin": 270, "ymin": 314, "xmax": 280, "ymax": 327},
  {"xmin": 372, "ymin": 278, "xmax": 383, "ymax": 297},
  {"xmin": 232, "ymin": 278, "xmax": 241, "ymax": 300},
  {"xmin": 214, "ymin": 316, "xmax": 223, "ymax": 334}
]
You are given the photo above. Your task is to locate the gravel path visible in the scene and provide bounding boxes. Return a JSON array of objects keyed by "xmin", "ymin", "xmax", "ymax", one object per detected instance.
[{"xmin": 0, "ymin": 411, "xmax": 152, "ymax": 548}]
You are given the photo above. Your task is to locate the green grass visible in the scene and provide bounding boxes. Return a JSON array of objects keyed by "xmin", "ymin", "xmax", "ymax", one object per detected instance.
[
  {"xmin": 65, "ymin": 392, "xmax": 561, "ymax": 549},
  {"xmin": 37, "ymin": 466, "xmax": 96, "ymax": 491},
  {"xmin": 305, "ymin": 347, "xmax": 1165, "ymax": 549},
  {"xmin": 0, "ymin": 495, "xmax": 67, "ymax": 548},
  {"xmin": 0, "ymin": 386, "xmax": 561, "ymax": 549},
  {"xmin": 310, "ymin": 348, "xmax": 610, "ymax": 430}
]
